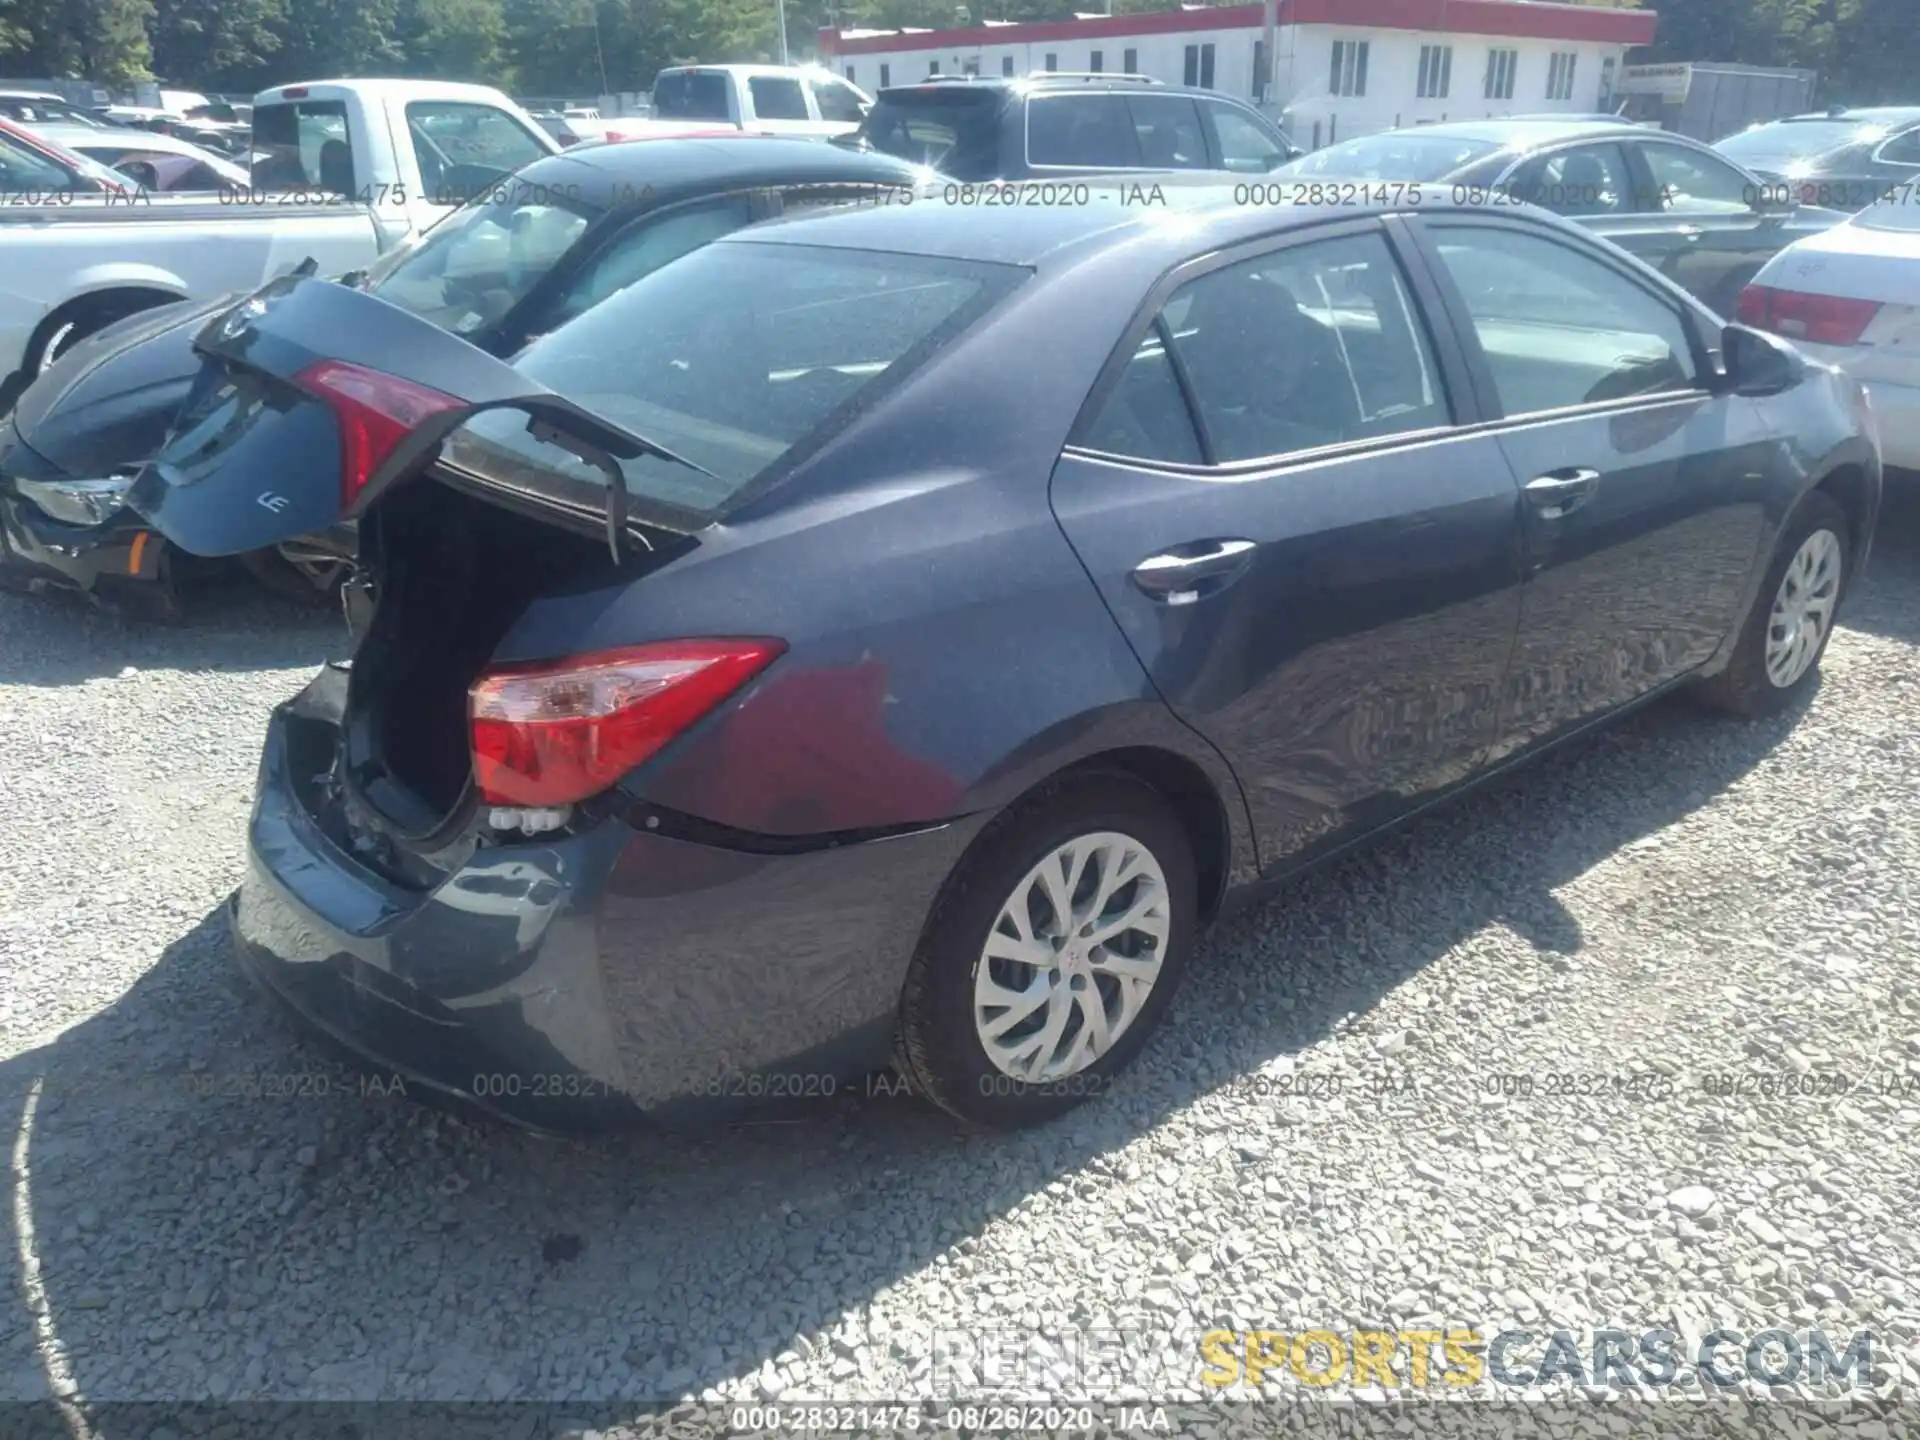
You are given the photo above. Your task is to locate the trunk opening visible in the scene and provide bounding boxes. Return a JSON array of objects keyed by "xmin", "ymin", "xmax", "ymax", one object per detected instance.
[{"xmin": 343, "ymin": 476, "xmax": 633, "ymax": 834}]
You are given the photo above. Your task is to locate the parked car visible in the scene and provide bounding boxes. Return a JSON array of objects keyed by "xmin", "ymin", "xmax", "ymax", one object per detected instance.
[
  {"xmin": 1739, "ymin": 190, "xmax": 1920, "ymax": 472},
  {"xmin": 22, "ymin": 123, "xmax": 249, "ymax": 191},
  {"xmin": 600, "ymin": 65, "xmax": 871, "ymax": 144},
  {"xmin": 1283, "ymin": 118, "xmax": 1847, "ymax": 316},
  {"xmin": 0, "ymin": 78, "xmax": 561, "ymax": 412},
  {"xmin": 0, "ymin": 136, "xmax": 929, "ymax": 618},
  {"xmin": 1715, "ymin": 106, "xmax": 1920, "ymax": 212},
  {"xmin": 843, "ymin": 72, "xmax": 1301, "ymax": 181},
  {"xmin": 0, "ymin": 90, "xmax": 112, "ymax": 129},
  {"xmin": 116, "ymin": 190, "xmax": 1877, "ymax": 1131}
]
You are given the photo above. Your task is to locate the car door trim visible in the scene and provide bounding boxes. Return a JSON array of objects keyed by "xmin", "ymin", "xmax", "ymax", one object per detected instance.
[{"xmin": 1396, "ymin": 209, "xmax": 1725, "ymax": 431}]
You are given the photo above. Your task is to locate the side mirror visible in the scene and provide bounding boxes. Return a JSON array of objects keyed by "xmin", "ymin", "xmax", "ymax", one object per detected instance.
[
  {"xmin": 1286, "ymin": 145, "xmax": 1305, "ymax": 162},
  {"xmin": 1720, "ymin": 322, "xmax": 1802, "ymax": 396}
]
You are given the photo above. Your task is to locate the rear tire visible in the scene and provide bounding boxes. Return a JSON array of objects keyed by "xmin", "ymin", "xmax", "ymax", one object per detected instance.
[
  {"xmin": 895, "ymin": 771, "xmax": 1196, "ymax": 1130},
  {"xmin": 1697, "ymin": 491, "xmax": 1850, "ymax": 717}
]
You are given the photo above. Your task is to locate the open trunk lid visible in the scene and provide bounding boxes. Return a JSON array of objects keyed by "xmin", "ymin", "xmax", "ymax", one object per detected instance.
[{"xmin": 125, "ymin": 274, "xmax": 679, "ymax": 558}]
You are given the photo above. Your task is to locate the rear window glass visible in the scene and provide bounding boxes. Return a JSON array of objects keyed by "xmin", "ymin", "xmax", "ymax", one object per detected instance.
[
  {"xmin": 857, "ymin": 90, "xmax": 1001, "ymax": 180},
  {"xmin": 653, "ymin": 71, "xmax": 732, "ymax": 121},
  {"xmin": 252, "ymin": 100, "xmax": 354, "ymax": 192},
  {"xmin": 1284, "ymin": 132, "xmax": 1502, "ymax": 181},
  {"xmin": 749, "ymin": 77, "xmax": 809, "ymax": 121},
  {"xmin": 441, "ymin": 242, "xmax": 1024, "ymax": 522}
]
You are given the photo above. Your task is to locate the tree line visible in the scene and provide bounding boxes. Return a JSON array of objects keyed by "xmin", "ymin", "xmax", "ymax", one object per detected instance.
[{"xmin": 0, "ymin": 0, "xmax": 1910, "ymax": 104}]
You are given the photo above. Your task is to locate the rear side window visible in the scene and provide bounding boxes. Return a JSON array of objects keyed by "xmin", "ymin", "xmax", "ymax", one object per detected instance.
[
  {"xmin": 1429, "ymin": 224, "xmax": 1698, "ymax": 415},
  {"xmin": 1027, "ymin": 94, "xmax": 1137, "ymax": 168},
  {"xmin": 1640, "ymin": 143, "xmax": 1755, "ymax": 215},
  {"xmin": 252, "ymin": 99, "xmax": 353, "ymax": 192},
  {"xmin": 406, "ymin": 101, "xmax": 549, "ymax": 200},
  {"xmin": 749, "ymin": 77, "xmax": 810, "ymax": 122},
  {"xmin": 1506, "ymin": 143, "xmax": 1634, "ymax": 217},
  {"xmin": 1877, "ymin": 127, "xmax": 1920, "ymax": 164},
  {"xmin": 1089, "ymin": 231, "xmax": 1447, "ymax": 464},
  {"xmin": 654, "ymin": 71, "xmax": 732, "ymax": 121},
  {"xmin": 442, "ymin": 243, "xmax": 1025, "ymax": 521},
  {"xmin": 1126, "ymin": 95, "xmax": 1209, "ymax": 170}
]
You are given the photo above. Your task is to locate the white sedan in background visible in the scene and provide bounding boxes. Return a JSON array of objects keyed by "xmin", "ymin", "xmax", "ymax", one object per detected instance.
[{"xmin": 1739, "ymin": 190, "xmax": 1920, "ymax": 471}]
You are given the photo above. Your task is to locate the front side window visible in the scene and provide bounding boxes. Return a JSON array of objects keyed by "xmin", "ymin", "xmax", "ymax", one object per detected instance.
[
  {"xmin": 1641, "ymin": 142, "xmax": 1755, "ymax": 214},
  {"xmin": 749, "ymin": 77, "xmax": 810, "ymax": 121},
  {"xmin": 1090, "ymin": 231, "xmax": 1447, "ymax": 465},
  {"xmin": 1127, "ymin": 95, "xmax": 1208, "ymax": 169},
  {"xmin": 443, "ymin": 243, "xmax": 1024, "ymax": 521},
  {"xmin": 1485, "ymin": 49, "xmax": 1518, "ymax": 102},
  {"xmin": 405, "ymin": 101, "xmax": 549, "ymax": 199},
  {"xmin": 1027, "ymin": 94, "xmax": 1136, "ymax": 168},
  {"xmin": 1202, "ymin": 101, "xmax": 1287, "ymax": 173},
  {"xmin": 1429, "ymin": 224, "xmax": 1698, "ymax": 416},
  {"xmin": 811, "ymin": 78, "xmax": 866, "ymax": 124},
  {"xmin": 367, "ymin": 190, "xmax": 597, "ymax": 336},
  {"xmin": 1507, "ymin": 143, "xmax": 1633, "ymax": 217}
]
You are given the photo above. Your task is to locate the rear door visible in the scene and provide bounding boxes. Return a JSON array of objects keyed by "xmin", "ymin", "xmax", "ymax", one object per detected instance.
[
  {"xmin": 122, "ymin": 276, "xmax": 655, "ymax": 556},
  {"xmin": 744, "ymin": 75, "xmax": 820, "ymax": 138},
  {"xmin": 1406, "ymin": 213, "xmax": 1778, "ymax": 759},
  {"xmin": 1049, "ymin": 217, "xmax": 1526, "ymax": 874},
  {"xmin": 1024, "ymin": 93, "xmax": 1141, "ymax": 175}
]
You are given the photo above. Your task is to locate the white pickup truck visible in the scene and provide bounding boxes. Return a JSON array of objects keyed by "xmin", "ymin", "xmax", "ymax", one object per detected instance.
[
  {"xmin": 0, "ymin": 77, "xmax": 558, "ymax": 408},
  {"xmin": 600, "ymin": 65, "xmax": 871, "ymax": 144}
]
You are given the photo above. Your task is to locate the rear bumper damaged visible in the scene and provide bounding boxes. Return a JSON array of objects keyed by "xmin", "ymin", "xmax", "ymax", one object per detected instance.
[{"xmin": 231, "ymin": 666, "xmax": 984, "ymax": 1132}]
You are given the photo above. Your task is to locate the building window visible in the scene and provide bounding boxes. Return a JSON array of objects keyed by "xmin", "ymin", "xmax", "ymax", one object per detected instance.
[
  {"xmin": 964, "ymin": 58, "xmax": 980, "ymax": 76},
  {"xmin": 844, "ymin": 65, "xmax": 856, "ymax": 84},
  {"xmin": 1124, "ymin": 48, "xmax": 1138, "ymax": 74},
  {"xmin": 929, "ymin": 60, "xmax": 940, "ymax": 76},
  {"xmin": 1183, "ymin": 42, "xmax": 1216, "ymax": 89},
  {"xmin": 1253, "ymin": 39, "xmax": 1267, "ymax": 102},
  {"xmin": 880, "ymin": 63, "xmax": 890, "ymax": 87},
  {"xmin": 1484, "ymin": 48, "xmax": 1517, "ymax": 101},
  {"xmin": 1090, "ymin": 50, "xmax": 1103, "ymax": 72},
  {"xmin": 1417, "ymin": 44, "xmax": 1452, "ymax": 100},
  {"xmin": 1045, "ymin": 53, "xmax": 1058, "ymax": 72},
  {"xmin": 1002, "ymin": 56, "xmax": 1015, "ymax": 77},
  {"xmin": 1599, "ymin": 56, "xmax": 1617, "ymax": 106},
  {"xmin": 1546, "ymin": 52, "xmax": 1578, "ymax": 102},
  {"xmin": 1330, "ymin": 39, "xmax": 1369, "ymax": 98}
]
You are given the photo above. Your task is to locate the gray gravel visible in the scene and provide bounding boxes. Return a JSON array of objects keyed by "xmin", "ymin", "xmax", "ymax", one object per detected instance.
[{"xmin": 4, "ymin": 495, "xmax": 1920, "ymax": 1437}]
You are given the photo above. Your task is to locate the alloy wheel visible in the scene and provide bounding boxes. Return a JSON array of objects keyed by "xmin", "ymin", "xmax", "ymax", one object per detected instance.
[
  {"xmin": 1764, "ymin": 527, "xmax": 1842, "ymax": 689},
  {"xmin": 972, "ymin": 831, "xmax": 1170, "ymax": 1081}
]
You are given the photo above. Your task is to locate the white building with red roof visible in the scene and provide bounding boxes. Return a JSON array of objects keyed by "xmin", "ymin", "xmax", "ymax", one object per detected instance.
[{"xmin": 819, "ymin": 0, "xmax": 1659, "ymax": 150}]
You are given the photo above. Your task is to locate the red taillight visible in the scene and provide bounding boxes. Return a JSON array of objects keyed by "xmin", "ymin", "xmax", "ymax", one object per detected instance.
[
  {"xmin": 469, "ymin": 639, "xmax": 786, "ymax": 807},
  {"xmin": 1736, "ymin": 284, "xmax": 1882, "ymax": 347},
  {"xmin": 281, "ymin": 86, "xmax": 309, "ymax": 99},
  {"xmin": 292, "ymin": 359, "xmax": 464, "ymax": 509}
]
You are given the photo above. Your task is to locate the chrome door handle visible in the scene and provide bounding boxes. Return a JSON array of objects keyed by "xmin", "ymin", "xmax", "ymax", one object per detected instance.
[
  {"xmin": 1130, "ymin": 538, "xmax": 1257, "ymax": 605},
  {"xmin": 1524, "ymin": 468, "xmax": 1602, "ymax": 520}
]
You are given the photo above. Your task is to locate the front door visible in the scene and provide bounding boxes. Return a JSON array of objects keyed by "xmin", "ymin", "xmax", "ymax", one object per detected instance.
[
  {"xmin": 1050, "ymin": 218, "xmax": 1525, "ymax": 872},
  {"xmin": 1626, "ymin": 139, "xmax": 1785, "ymax": 314},
  {"xmin": 1410, "ymin": 215, "xmax": 1778, "ymax": 761}
]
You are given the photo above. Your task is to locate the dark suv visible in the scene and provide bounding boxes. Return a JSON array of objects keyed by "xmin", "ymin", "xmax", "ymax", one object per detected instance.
[{"xmin": 842, "ymin": 72, "xmax": 1301, "ymax": 182}]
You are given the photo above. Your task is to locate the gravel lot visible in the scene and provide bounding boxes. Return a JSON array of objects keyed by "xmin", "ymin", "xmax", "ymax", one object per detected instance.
[{"xmin": 3, "ymin": 492, "xmax": 1919, "ymax": 1437}]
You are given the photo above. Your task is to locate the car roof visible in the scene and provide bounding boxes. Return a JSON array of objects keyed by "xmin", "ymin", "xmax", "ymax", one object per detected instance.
[
  {"xmin": 725, "ymin": 182, "xmax": 1551, "ymax": 269},
  {"xmin": 874, "ymin": 76, "xmax": 1239, "ymax": 105},
  {"xmin": 1767, "ymin": 106, "xmax": 1920, "ymax": 124},
  {"xmin": 0, "ymin": 89, "xmax": 69, "ymax": 102},
  {"xmin": 536, "ymin": 134, "xmax": 927, "ymax": 204}
]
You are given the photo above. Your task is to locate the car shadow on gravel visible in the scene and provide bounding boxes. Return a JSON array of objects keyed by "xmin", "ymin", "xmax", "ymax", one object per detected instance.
[
  {"xmin": 0, "ymin": 677, "xmax": 1817, "ymax": 1409},
  {"xmin": 1844, "ymin": 474, "xmax": 1920, "ymax": 646},
  {"xmin": 0, "ymin": 578, "xmax": 345, "ymax": 687}
]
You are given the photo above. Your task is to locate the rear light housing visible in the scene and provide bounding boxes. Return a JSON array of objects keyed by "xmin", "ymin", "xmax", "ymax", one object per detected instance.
[
  {"xmin": 292, "ymin": 359, "xmax": 465, "ymax": 510},
  {"xmin": 469, "ymin": 639, "xmax": 786, "ymax": 808},
  {"xmin": 1736, "ymin": 284, "xmax": 1882, "ymax": 347}
]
